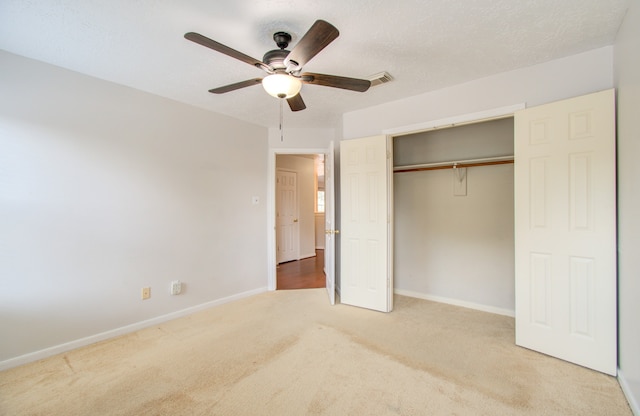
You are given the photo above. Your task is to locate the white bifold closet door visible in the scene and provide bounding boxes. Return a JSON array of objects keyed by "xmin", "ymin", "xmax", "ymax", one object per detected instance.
[
  {"xmin": 340, "ymin": 135, "xmax": 393, "ymax": 313},
  {"xmin": 514, "ymin": 89, "xmax": 617, "ymax": 375}
]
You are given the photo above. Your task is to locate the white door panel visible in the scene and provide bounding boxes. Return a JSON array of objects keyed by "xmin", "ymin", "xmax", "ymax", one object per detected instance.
[
  {"xmin": 515, "ymin": 89, "xmax": 616, "ymax": 375},
  {"xmin": 276, "ymin": 169, "xmax": 298, "ymax": 263},
  {"xmin": 340, "ymin": 135, "xmax": 393, "ymax": 312},
  {"xmin": 325, "ymin": 142, "xmax": 336, "ymax": 305}
]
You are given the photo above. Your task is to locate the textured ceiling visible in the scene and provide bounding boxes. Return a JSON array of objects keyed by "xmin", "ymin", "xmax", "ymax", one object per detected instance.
[{"xmin": 0, "ymin": 0, "xmax": 630, "ymax": 129}]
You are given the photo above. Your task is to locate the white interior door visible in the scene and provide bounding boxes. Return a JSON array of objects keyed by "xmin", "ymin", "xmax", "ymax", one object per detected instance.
[
  {"xmin": 514, "ymin": 89, "xmax": 617, "ymax": 375},
  {"xmin": 340, "ymin": 135, "xmax": 393, "ymax": 312},
  {"xmin": 276, "ymin": 169, "xmax": 298, "ymax": 264},
  {"xmin": 324, "ymin": 142, "xmax": 336, "ymax": 305}
]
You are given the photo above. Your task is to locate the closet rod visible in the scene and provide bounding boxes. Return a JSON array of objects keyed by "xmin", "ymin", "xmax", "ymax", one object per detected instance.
[{"xmin": 394, "ymin": 156, "xmax": 514, "ymax": 173}]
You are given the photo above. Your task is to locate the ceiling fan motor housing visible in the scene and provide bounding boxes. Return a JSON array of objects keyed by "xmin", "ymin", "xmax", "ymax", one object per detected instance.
[
  {"xmin": 264, "ymin": 32, "xmax": 300, "ymax": 72},
  {"xmin": 262, "ymin": 49, "xmax": 290, "ymax": 71}
]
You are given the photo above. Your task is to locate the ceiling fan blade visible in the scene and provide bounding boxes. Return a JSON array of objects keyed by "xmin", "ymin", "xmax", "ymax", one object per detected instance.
[
  {"xmin": 208, "ymin": 78, "xmax": 263, "ymax": 94},
  {"xmin": 185, "ymin": 32, "xmax": 268, "ymax": 71},
  {"xmin": 284, "ymin": 20, "xmax": 339, "ymax": 69},
  {"xmin": 287, "ymin": 94, "xmax": 306, "ymax": 111},
  {"xmin": 301, "ymin": 73, "xmax": 371, "ymax": 92}
]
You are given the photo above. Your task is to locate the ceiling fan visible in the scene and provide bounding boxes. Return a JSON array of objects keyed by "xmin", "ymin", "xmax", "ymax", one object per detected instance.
[{"xmin": 184, "ymin": 20, "xmax": 371, "ymax": 112}]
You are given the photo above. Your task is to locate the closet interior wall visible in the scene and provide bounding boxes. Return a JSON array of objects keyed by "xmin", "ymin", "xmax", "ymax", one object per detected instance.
[{"xmin": 393, "ymin": 118, "xmax": 515, "ymax": 315}]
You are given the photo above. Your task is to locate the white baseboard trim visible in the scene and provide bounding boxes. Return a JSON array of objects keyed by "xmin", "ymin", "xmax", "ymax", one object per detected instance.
[
  {"xmin": 394, "ymin": 289, "xmax": 515, "ymax": 317},
  {"xmin": 618, "ymin": 369, "xmax": 640, "ymax": 416},
  {"xmin": 0, "ymin": 287, "xmax": 268, "ymax": 371},
  {"xmin": 299, "ymin": 252, "xmax": 317, "ymax": 260}
]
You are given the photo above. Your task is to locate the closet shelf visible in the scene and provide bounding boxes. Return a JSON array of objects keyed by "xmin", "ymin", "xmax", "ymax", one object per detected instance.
[{"xmin": 394, "ymin": 155, "xmax": 514, "ymax": 173}]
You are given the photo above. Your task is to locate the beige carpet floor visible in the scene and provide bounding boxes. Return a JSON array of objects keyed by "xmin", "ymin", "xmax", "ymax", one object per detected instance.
[{"xmin": 0, "ymin": 289, "xmax": 632, "ymax": 415}]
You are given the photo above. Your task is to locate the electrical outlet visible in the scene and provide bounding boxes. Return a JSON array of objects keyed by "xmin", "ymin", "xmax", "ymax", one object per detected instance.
[
  {"xmin": 170, "ymin": 280, "xmax": 182, "ymax": 295},
  {"xmin": 141, "ymin": 287, "xmax": 151, "ymax": 300}
]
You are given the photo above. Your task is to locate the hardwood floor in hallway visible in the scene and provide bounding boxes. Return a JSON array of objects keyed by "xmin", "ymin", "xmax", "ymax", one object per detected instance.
[{"xmin": 277, "ymin": 249, "xmax": 325, "ymax": 290}]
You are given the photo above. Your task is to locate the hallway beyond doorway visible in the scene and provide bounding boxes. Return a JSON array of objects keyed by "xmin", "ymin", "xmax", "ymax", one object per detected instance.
[{"xmin": 277, "ymin": 250, "xmax": 325, "ymax": 290}]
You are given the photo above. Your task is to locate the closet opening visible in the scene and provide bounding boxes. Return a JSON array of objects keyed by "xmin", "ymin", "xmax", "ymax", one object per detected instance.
[{"xmin": 392, "ymin": 116, "xmax": 516, "ymax": 317}]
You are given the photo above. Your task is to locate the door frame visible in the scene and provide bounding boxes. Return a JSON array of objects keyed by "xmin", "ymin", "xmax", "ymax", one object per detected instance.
[
  {"xmin": 382, "ymin": 104, "xmax": 525, "ymax": 137},
  {"xmin": 267, "ymin": 148, "xmax": 329, "ymax": 291}
]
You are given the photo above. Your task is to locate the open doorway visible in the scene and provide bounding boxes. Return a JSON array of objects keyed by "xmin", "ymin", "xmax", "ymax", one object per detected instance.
[{"xmin": 275, "ymin": 153, "xmax": 326, "ymax": 290}]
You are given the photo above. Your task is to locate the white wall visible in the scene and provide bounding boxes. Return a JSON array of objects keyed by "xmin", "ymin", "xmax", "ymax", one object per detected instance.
[
  {"xmin": 0, "ymin": 51, "xmax": 268, "ymax": 366},
  {"xmin": 268, "ymin": 127, "xmax": 336, "ymax": 149},
  {"xmin": 276, "ymin": 155, "xmax": 316, "ymax": 259},
  {"xmin": 614, "ymin": 0, "xmax": 640, "ymax": 412},
  {"xmin": 315, "ymin": 213, "xmax": 325, "ymax": 249},
  {"xmin": 344, "ymin": 46, "xmax": 614, "ymax": 139},
  {"xmin": 394, "ymin": 166, "xmax": 514, "ymax": 314}
]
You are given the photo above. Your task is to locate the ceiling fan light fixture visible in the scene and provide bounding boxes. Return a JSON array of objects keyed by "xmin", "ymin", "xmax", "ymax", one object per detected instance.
[{"xmin": 262, "ymin": 73, "xmax": 302, "ymax": 99}]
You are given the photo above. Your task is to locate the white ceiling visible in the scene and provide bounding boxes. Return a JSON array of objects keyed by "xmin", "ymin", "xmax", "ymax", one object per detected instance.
[{"xmin": 0, "ymin": 0, "xmax": 630, "ymax": 129}]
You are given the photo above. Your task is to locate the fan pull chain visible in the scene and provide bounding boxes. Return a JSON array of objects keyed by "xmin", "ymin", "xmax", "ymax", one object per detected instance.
[{"xmin": 279, "ymin": 98, "xmax": 284, "ymax": 142}]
